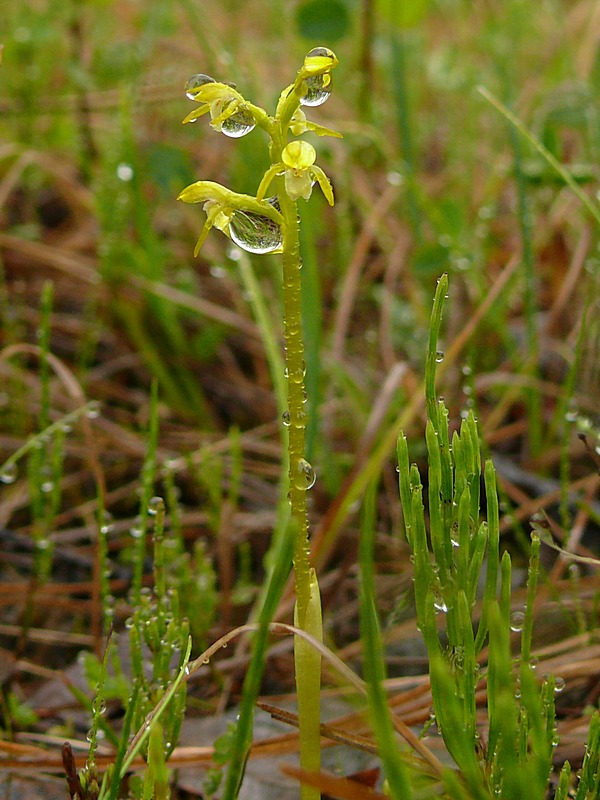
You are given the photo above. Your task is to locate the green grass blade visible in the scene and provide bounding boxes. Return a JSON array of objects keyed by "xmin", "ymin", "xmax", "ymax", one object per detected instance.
[
  {"xmin": 359, "ymin": 480, "xmax": 413, "ymax": 799},
  {"xmin": 478, "ymin": 86, "xmax": 600, "ymax": 227},
  {"xmin": 221, "ymin": 516, "xmax": 295, "ymax": 800}
]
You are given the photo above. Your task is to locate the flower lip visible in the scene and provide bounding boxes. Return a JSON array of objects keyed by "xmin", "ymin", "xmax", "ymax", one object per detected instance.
[{"xmin": 282, "ymin": 141, "xmax": 316, "ymax": 170}]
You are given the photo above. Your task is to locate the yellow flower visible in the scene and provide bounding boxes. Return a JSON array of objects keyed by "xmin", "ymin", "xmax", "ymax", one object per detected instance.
[
  {"xmin": 178, "ymin": 181, "xmax": 284, "ymax": 255},
  {"xmin": 255, "ymin": 142, "xmax": 334, "ymax": 205},
  {"xmin": 182, "ymin": 74, "xmax": 256, "ymax": 138},
  {"xmin": 281, "ymin": 141, "xmax": 334, "ymax": 204}
]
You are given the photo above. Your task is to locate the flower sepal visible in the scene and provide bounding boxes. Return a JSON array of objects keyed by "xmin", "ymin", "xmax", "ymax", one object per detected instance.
[{"xmin": 288, "ymin": 108, "xmax": 342, "ymax": 139}]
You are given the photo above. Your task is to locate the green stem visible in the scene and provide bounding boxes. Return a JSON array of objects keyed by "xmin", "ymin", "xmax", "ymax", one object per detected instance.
[
  {"xmin": 273, "ymin": 108, "xmax": 321, "ymax": 800},
  {"xmin": 278, "ymin": 188, "xmax": 312, "ymax": 615}
]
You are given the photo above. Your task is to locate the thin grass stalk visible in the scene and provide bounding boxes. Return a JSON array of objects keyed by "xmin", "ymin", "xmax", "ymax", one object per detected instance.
[
  {"xmin": 478, "ymin": 86, "xmax": 600, "ymax": 227},
  {"xmin": 131, "ymin": 380, "xmax": 160, "ymax": 605},
  {"xmin": 221, "ymin": 518, "xmax": 295, "ymax": 800},
  {"xmin": 389, "ymin": 30, "xmax": 422, "ymax": 245},
  {"xmin": 359, "ymin": 480, "xmax": 413, "ymax": 799},
  {"xmin": 506, "ymin": 100, "xmax": 542, "ymax": 456}
]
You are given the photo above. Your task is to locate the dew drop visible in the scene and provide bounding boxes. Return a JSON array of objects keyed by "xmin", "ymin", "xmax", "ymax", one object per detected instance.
[
  {"xmin": 116, "ymin": 163, "xmax": 134, "ymax": 182},
  {"xmin": 300, "ymin": 73, "xmax": 332, "ymax": 107},
  {"xmin": 282, "ymin": 410, "xmax": 291, "ymax": 427},
  {"xmin": 435, "ymin": 351, "xmax": 444, "ymax": 363},
  {"xmin": 291, "ymin": 410, "xmax": 307, "ymax": 429},
  {"xmin": 554, "ymin": 676, "xmax": 566, "ymax": 694},
  {"xmin": 220, "ymin": 104, "xmax": 256, "ymax": 138},
  {"xmin": 301, "ymin": 49, "xmax": 334, "ymax": 106},
  {"xmin": 229, "ymin": 209, "xmax": 282, "ymax": 254},
  {"xmin": 148, "ymin": 496, "xmax": 163, "ymax": 516},
  {"xmin": 86, "ymin": 401, "xmax": 101, "ymax": 419},
  {"xmin": 294, "ymin": 458, "xmax": 316, "ymax": 490},
  {"xmin": 185, "ymin": 73, "xmax": 215, "ymax": 100},
  {"xmin": 509, "ymin": 610, "xmax": 525, "ymax": 632},
  {"xmin": 433, "ymin": 595, "xmax": 448, "ymax": 614},
  {"xmin": 0, "ymin": 462, "xmax": 17, "ymax": 484}
]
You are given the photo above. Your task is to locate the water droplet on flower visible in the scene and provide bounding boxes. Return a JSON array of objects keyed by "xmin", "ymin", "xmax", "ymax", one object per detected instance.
[
  {"xmin": 185, "ymin": 73, "xmax": 215, "ymax": 100},
  {"xmin": 510, "ymin": 610, "xmax": 525, "ymax": 632},
  {"xmin": 0, "ymin": 463, "xmax": 17, "ymax": 484},
  {"xmin": 229, "ymin": 209, "xmax": 282, "ymax": 254},
  {"xmin": 300, "ymin": 74, "xmax": 332, "ymax": 107},
  {"xmin": 221, "ymin": 104, "xmax": 256, "ymax": 138},
  {"xmin": 294, "ymin": 458, "xmax": 316, "ymax": 490}
]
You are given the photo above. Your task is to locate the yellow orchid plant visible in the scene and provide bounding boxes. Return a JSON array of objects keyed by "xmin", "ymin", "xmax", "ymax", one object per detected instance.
[{"xmin": 179, "ymin": 48, "xmax": 340, "ymax": 800}]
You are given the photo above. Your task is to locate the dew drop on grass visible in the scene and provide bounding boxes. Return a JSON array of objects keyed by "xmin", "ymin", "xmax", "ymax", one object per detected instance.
[
  {"xmin": 148, "ymin": 496, "xmax": 163, "ymax": 515},
  {"xmin": 0, "ymin": 462, "xmax": 17, "ymax": 484},
  {"xmin": 554, "ymin": 676, "xmax": 566, "ymax": 693},
  {"xmin": 185, "ymin": 73, "xmax": 215, "ymax": 99},
  {"xmin": 229, "ymin": 209, "xmax": 282, "ymax": 254},
  {"xmin": 433, "ymin": 595, "xmax": 448, "ymax": 614},
  {"xmin": 282, "ymin": 410, "xmax": 291, "ymax": 427},
  {"xmin": 98, "ymin": 511, "xmax": 113, "ymax": 534},
  {"xmin": 86, "ymin": 401, "xmax": 101, "ymax": 419},
  {"xmin": 116, "ymin": 163, "xmax": 134, "ymax": 182},
  {"xmin": 435, "ymin": 351, "xmax": 444, "ymax": 363},
  {"xmin": 509, "ymin": 610, "xmax": 525, "ymax": 632}
]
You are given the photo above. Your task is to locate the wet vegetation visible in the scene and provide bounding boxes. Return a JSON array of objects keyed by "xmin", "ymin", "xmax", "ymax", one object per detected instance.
[{"xmin": 1, "ymin": 1, "xmax": 600, "ymax": 798}]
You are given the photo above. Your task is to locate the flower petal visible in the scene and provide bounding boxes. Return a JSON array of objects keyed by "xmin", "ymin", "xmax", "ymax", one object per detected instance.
[{"xmin": 311, "ymin": 166, "xmax": 334, "ymax": 205}]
